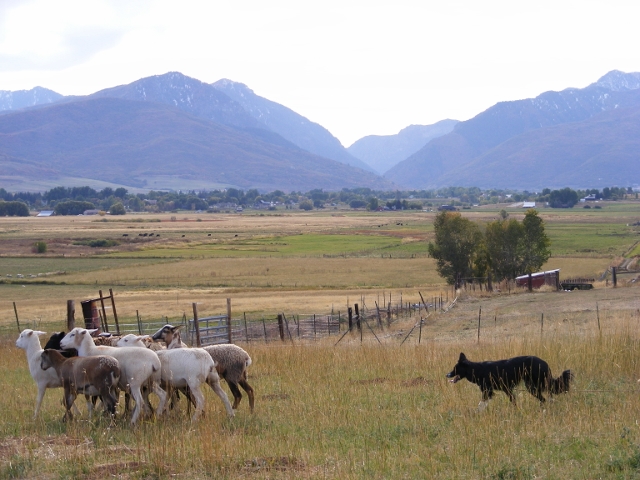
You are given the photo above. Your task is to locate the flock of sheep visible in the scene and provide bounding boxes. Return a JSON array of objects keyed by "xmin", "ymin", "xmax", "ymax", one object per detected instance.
[{"xmin": 15, "ymin": 324, "xmax": 254, "ymax": 424}]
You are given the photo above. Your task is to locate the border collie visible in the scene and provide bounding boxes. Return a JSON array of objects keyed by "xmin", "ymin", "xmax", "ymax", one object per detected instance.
[{"xmin": 446, "ymin": 353, "xmax": 572, "ymax": 410}]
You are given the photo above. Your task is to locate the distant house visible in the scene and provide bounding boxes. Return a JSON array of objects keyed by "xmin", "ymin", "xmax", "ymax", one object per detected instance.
[
  {"xmin": 36, "ymin": 210, "xmax": 54, "ymax": 217},
  {"xmin": 522, "ymin": 201, "xmax": 536, "ymax": 208},
  {"xmin": 83, "ymin": 209, "xmax": 100, "ymax": 215},
  {"xmin": 515, "ymin": 269, "xmax": 560, "ymax": 289},
  {"xmin": 437, "ymin": 205, "xmax": 457, "ymax": 211},
  {"xmin": 580, "ymin": 194, "xmax": 597, "ymax": 202}
]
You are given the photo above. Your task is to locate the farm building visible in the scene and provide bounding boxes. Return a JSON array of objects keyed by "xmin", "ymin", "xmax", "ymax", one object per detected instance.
[
  {"xmin": 36, "ymin": 210, "xmax": 54, "ymax": 217},
  {"xmin": 515, "ymin": 269, "xmax": 560, "ymax": 289},
  {"xmin": 522, "ymin": 201, "xmax": 536, "ymax": 208}
]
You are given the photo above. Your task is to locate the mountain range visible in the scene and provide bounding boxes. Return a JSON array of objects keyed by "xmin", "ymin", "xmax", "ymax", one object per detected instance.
[
  {"xmin": 384, "ymin": 70, "xmax": 640, "ymax": 190},
  {"xmin": 0, "ymin": 70, "xmax": 639, "ymax": 192}
]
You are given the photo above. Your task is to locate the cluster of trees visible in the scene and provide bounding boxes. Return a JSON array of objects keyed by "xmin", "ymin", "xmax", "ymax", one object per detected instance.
[
  {"xmin": 0, "ymin": 201, "xmax": 29, "ymax": 217},
  {"xmin": 428, "ymin": 209, "xmax": 551, "ymax": 288},
  {"xmin": 0, "ymin": 184, "xmax": 636, "ymax": 216}
]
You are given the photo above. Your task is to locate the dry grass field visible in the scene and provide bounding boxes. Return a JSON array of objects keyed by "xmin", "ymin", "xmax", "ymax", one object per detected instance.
[{"xmin": 0, "ymin": 204, "xmax": 639, "ymax": 478}]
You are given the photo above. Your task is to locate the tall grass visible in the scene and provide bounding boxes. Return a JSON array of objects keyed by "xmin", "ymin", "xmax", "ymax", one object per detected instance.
[{"xmin": 2, "ymin": 309, "xmax": 640, "ymax": 478}]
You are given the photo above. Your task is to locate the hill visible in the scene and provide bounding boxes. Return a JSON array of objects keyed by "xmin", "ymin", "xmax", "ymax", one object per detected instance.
[
  {"xmin": 0, "ymin": 97, "xmax": 392, "ymax": 192},
  {"xmin": 347, "ymin": 120, "xmax": 458, "ymax": 174}
]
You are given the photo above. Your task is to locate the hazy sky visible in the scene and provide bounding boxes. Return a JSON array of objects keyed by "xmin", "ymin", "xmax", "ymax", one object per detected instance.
[{"xmin": 1, "ymin": 0, "xmax": 639, "ymax": 147}]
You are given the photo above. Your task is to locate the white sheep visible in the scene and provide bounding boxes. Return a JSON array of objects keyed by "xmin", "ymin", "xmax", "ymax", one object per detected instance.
[
  {"xmin": 152, "ymin": 324, "xmax": 255, "ymax": 412},
  {"xmin": 151, "ymin": 325, "xmax": 235, "ymax": 417},
  {"xmin": 60, "ymin": 327, "xmax": 167, "ymax": 425},
  {"xmin": 15, "ymin": 329, "xmax": 83, "ymax": 419},
  {"xmin": 119, "ymin": 330, "xmax": 235, "ymax": 420}
]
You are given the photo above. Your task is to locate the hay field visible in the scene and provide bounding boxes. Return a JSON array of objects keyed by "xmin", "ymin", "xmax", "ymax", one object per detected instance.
[{"xmin": 1, "ymin": 205, "xmax": 640, "ymax": 477}]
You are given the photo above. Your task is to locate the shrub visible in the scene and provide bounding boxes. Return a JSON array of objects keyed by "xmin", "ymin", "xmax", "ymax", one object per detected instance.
[{"xmin": 33, "ymin": 241, "xmax": 47, "ymax": 254}]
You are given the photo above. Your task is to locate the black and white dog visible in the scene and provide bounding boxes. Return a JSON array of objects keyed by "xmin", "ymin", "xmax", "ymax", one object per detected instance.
[{"xmin": 446, "ymin": 353, "xmax": 572, "ymax": 410}]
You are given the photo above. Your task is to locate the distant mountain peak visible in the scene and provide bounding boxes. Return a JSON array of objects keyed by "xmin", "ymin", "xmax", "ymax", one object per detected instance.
[
  {"xmin": 593, "ymin": 70, "xmax": 640, "ymax": 92},
  {"xmin": 213, "ymin": 78, "xmax": 252, "ymax": 92},
  {"xmin": 0, "ymin": 86, "xmax": 63, "ymax": 112}
]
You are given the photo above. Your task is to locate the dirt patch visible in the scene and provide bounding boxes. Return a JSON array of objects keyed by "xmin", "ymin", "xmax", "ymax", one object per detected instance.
[{"xmin": 0, "ymin": 434, "xmax": 93, "ymax": 462}]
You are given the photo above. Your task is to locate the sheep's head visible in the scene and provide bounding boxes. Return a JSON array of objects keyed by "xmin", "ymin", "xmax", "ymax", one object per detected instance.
[
  {"xmin": 151, "ymin": 324, "xmax": 183, "ymax": 346},
  {"xmin": 15, "ymin": 329, "xmax": 46, "ymax": 350},
  {"xmin": 116, "ymin": 334, "xmax": 148, "ymax": 348},
  {"xmin": 60, "ymin": 328, "xmax": 91, "ymax": 350},
  {"xmin": 40, "ymin": 350, "xmax": 54, "ymax": 370}
]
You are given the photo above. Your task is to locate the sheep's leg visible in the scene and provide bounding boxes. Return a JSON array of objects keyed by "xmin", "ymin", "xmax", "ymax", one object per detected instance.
[
  {"xmin": 33, "ymin": 385, "xmax": 47, "ymax": 419},
  {"xmin": 85, "ymin": 395, "xmax": 94, "ymax": 419},
  {"xmin": 238, "ymin": 378, "xmax": 255, "ymax": 413},
  {"xmin": 150, "ymin": 382, "xmax": 168, "ymax": 418},
  {"xmin": 63, "ymin": 390, "xmax": 77, "ymax": 422},
  {"xmin": 207, "ymin": 377, "xmax": 234, "ymax": 417},
  {"xmin": 128, "ymin": 386, "xmax": 145, "ymax": 424},
  {"xmin": 227, "ymin": 381, "xmax": 243, "ymax": 409},
  {"xmin": 188, "ymin": 382, "xmax": 206, "ymax": 423}
]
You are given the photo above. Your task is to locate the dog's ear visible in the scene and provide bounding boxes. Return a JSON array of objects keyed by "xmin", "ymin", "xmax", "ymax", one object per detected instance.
[{"xmin": 459, "ymin": 352, "xmax": 467, "ymax": 362}]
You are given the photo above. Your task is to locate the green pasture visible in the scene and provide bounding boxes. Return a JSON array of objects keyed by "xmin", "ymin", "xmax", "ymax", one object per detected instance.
[
  {"xmin": 544, "ymin": 223, "xmax": 638, "ymax": 256},
  {"xmin": 0, "ymin": 257, "xmax": 174, "ymax": 277},
  {"xmin": 109, "ymin": 234, "xmax": 410, "ymax": 259}
]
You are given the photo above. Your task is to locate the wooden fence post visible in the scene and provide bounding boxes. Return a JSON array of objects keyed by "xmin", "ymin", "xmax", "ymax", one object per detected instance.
[
  {"xmin": 262, "ymin": 316, "xmax": 268, "ymax": 343},
  {"xmin": 66, "ymin": 300, "xmax": 75, "ymax": 331},
  {"xmin": 477, "ymin": 307, "xmax": 482, "ymax": 343},
  {"xmin": 354, "ymin": 304, "xmax": 361, "ymax": 330},
  {"xmin": 13, "ymin": 302, "xmax": 20, "ymax": 332},
  {"xmin": 227, "ymin": 298, "xmax": 232, "ymax": 343},
  {"xmin": 109, "ymin": 289, "xmax": 120, "ymax": 334},
  {"xmin": 192, "ymin": 302, "xmax": 202, "ymax": 347},
  {"xmin": 348, "ymin": 307, "xmax": 353, "ymax": 331},
  {"xmin": 277, "ymin": 314, "xmax": 285, "ymax": 341},
  {"xmin": 612, "ymin": 266, "xmax": 617, "ymax": 287},
  {"xmin": 98, "ymin": 290, "xmax": 109, "ymax": 333}
]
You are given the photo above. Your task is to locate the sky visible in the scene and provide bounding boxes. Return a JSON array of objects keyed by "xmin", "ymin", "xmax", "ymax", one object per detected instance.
[{"xmin": 1, "ymin": 0, "xmax": 640, "ymax": 147}]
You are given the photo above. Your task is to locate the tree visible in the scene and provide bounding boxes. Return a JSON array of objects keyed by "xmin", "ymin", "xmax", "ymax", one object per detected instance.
[
  {"xmin": 109, "ymin": 202, "xmax": 126, "ymax": 215},
  {"xmin": 549, "ymin": 188, "xmax": 578, "ymax": 208},
  {"xmin": 518, "ymin": 209, "xmax": 551, "ymax": 275},
  {"xmin": 484, "ymin": 218, "xmax": 524, "ymax": 281},
  {"xmin": 53, "ymin": 200, "xmax": 95, "ymax": 216},
  {"xmin": 299, "ymin": 200, "xmax": 313, "ymax": 211},
  {"xmin": 428, "ymin": 211, "xmax": 482, "ymax": 288},
  {"xmin": 367, "ymin": 197, "xmax": 379, "ymax": 211}
]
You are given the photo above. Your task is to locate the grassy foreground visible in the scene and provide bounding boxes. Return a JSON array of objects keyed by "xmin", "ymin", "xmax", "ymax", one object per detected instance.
[{"xmin": 2, "ymin": 305, "xmax": 640, "ymax": 479}]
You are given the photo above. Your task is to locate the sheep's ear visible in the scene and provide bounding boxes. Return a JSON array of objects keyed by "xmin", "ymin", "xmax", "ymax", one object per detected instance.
[
  {"xmin": 34, "ymin": 331, "xmax": 47, "ymax": 337},
  {"xmin": 86, "ymin": 328, "xmax": 98, "ymax": 335},
  {"xmin": 173, "ymin": 325, "xmax": 184, "ymax": 332},
  {"xmin": 459, "ymin": 353, "xmax": 467, "ymax": 361}
]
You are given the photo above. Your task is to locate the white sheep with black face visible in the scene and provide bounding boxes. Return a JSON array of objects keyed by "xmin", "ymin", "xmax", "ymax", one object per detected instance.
[{"xmin": 60, "ymin": 327, "xmax": 167, "ymax": 425}]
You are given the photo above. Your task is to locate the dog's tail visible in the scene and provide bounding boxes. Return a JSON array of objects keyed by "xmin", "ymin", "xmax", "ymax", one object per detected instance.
[{"xmin": 550, "ymin": 369, "xmax": 573, "ymax": 394}]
